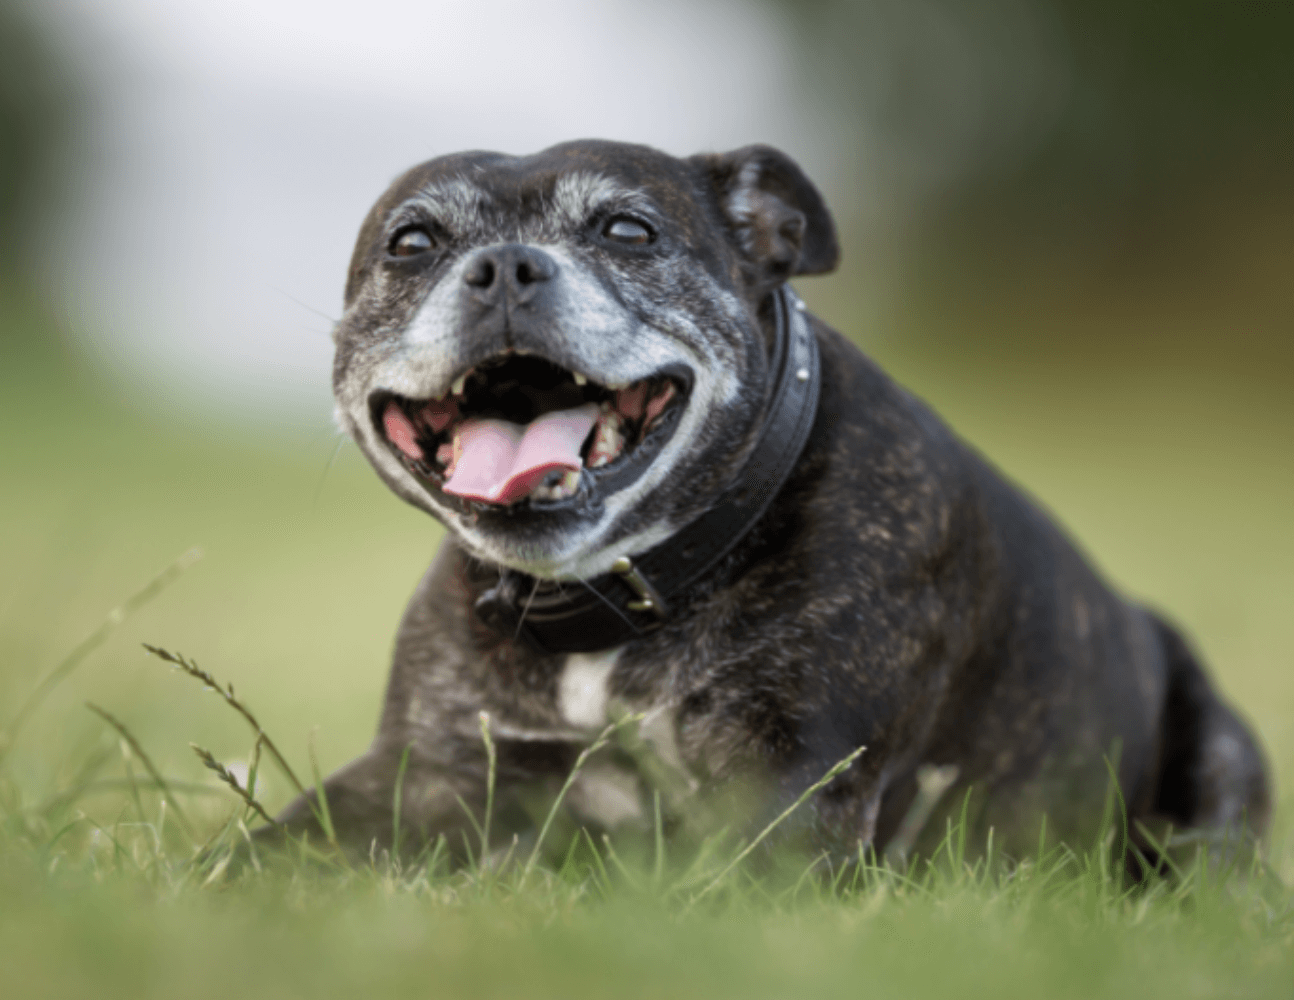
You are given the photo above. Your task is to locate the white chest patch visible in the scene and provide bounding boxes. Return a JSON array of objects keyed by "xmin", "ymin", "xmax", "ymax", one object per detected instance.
[{"xmin": 557, "ymin": 647, "xmax": 621, "ymax": 729}]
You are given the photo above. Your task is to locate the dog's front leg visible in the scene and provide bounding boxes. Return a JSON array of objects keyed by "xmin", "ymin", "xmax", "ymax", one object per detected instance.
[{"xmin": 261, "ymin": 743, "xmax": 486, "ymax": 861}]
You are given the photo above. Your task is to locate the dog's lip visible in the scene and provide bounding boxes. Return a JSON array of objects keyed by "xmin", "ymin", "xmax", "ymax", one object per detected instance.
[
  {"xmin": 443, "ymin": 357, "xmax": 694, "ymax": 402},
  {"xmin": 366, "ymin": 355, "xmax": 692, "ymax": 512}
]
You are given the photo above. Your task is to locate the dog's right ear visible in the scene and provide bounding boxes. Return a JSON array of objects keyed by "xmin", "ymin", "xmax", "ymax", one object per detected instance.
[{"xmin": 692, "ymin": 145, "xmax": 839, "ymax": 290}]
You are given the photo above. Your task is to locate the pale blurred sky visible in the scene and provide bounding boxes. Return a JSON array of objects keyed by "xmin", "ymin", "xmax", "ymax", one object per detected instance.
[{"xmin": 35, "ymin": 0, "xmax": 828, "ymax": 428}]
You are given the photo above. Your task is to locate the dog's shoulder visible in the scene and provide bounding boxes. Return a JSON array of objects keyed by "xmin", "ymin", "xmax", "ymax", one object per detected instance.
[{"xmin": 791, "ymin": 318, "xmax": 982, "ymax": 567}]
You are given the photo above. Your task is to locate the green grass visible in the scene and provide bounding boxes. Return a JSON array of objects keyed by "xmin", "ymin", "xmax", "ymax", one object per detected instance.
[{"xmin": 2, "ymin": 271, "xmax": 1292, "ymax": 999}]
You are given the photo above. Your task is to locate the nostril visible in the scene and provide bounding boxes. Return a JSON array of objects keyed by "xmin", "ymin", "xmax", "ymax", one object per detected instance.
[
  {"xmin": 513, "ymin": 253, "xmax": 555, "ymax": 286},
  {"xmin": 464, "ymin": 259, "xmax": 496, "ymax": 288}
]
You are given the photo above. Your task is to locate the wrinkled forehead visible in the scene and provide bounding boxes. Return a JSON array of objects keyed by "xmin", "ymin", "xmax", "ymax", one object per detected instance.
[{"xmin": 376, "ymin": 141, "xmax": 709, "ymax": 239}]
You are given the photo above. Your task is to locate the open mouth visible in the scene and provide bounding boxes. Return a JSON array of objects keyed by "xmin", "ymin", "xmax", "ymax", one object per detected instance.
[{"xmin": 371, "ymin": 354, "xmax": 688, "ymax": 509}]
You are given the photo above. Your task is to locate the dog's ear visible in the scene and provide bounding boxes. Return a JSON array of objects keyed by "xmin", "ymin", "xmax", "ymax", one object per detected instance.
[{"xmin": 693, "ymin": 145, "xmax": 839, "ymax": 288}]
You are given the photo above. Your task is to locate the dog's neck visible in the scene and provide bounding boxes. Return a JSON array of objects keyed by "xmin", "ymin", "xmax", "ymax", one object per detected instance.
[{"xmin": 473, "ymin": 283, "xmax": 822, "ymax": 654}]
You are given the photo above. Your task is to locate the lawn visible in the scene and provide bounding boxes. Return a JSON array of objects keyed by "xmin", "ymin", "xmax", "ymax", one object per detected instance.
[{"xmin": 1, "ymin": 263, "xmax": 1291, "ymax": 998}]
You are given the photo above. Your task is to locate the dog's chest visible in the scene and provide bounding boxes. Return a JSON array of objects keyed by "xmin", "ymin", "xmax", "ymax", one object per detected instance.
[
  {"xmin": 554, "ymin": 646, "xmax": 697, "ymax": 828},
  {"xmin": 557, "ymin": 648, "xmax": 621, "ymax": 728}
]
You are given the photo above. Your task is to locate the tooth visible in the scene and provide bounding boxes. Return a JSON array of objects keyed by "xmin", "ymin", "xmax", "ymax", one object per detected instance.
[
  {"xmin": 587, "ymin": 417, "xmax": 623, "ymax": 469},
  {"xmin": 561, "ymin": 470, "xmax": 580, "ymax": 493},
  {"xmin": 573, "ymin": 372, "xmax": 587, "ymax": 386},
  {"xmin": 607, "ymin": 381, "xmax": 627, "ymax": 391},
  {"xmin": 451, "ymin": 374, "xmax": 466, "ymax": 396}
]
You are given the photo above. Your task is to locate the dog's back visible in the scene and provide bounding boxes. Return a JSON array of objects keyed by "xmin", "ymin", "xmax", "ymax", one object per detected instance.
[{"xmin": 825, "ymin": 332, "xmax": 1272, "ymax": 856}]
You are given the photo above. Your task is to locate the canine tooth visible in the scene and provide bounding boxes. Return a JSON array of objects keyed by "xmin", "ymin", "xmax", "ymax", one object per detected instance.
[
  {"xmin": 587, "ymin": 413, "xmax": 624, "ymax": 468},
  {"xmin": 573, "ymin": 372, "xmax": 587, "ymax": 386},
  {"xmin": 451, "ymin": 374, "xmax": 466, "ymax": 396}
]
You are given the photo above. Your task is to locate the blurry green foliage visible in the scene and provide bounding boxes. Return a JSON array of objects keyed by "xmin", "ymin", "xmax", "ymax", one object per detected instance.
[
  {"xmin": 0, "ymin": 1, "xmax": 78, "ymax": 272},
  {"xmin": 1031, "ymin": 2, "xmax": 1294, "ymax": 201},
  {"xmin": 775, "ymin": 0, "xmax": 1294, "ymax": 222}
]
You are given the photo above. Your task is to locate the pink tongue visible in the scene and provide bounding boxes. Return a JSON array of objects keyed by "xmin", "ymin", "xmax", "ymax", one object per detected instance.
[{"xmin": 443, "ymin": 403, "xmax": 598, "ymax": 505}]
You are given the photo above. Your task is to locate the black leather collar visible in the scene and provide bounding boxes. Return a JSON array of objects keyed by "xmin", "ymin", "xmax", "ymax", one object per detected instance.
[{"xmin": 474, "ymin": 284, "xmax": 821, "ymax": 654}]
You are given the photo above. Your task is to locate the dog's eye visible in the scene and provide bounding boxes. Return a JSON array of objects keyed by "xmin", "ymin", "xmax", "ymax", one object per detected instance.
[
  {"xmin": 390, "ymin": 227, "xmax": 435, "ymax": 257},
  {"xmin": 603, "ymin": 217, "xmax": 652, "ymax": 245}
]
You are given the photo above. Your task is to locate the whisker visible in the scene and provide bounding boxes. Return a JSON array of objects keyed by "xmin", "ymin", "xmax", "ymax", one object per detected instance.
[
  {"xmin": 273, "ymin": 287, "xmax": 340, "ymax": 325},
  {"xmin": 312, "ymin": 435, "xmax": 349, "ymax": 513},
  {"xmin": 513, "ymin": 575, "xmax": 543, "ymax": 642},
  {"xmin": 575, "ymin": 577, "xmax": 643, "ymax": 636}
]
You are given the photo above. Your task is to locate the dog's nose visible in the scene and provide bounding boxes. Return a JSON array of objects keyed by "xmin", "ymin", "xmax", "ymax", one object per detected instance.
[{"xmin": 462, "ymin": 244, "xmax": 556, "ymax": 303}]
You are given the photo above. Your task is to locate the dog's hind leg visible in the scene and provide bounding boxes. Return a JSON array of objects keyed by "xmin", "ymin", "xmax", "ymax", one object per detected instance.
[{"xmin": 1145, "ymin": 614, "xmax": 1270, "ymax": 842}]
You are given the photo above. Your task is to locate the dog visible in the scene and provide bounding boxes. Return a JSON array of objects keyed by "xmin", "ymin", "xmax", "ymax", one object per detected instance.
[{"xmin": 272, "ymin": 140, "xmax": 1270, "ymax": 863}]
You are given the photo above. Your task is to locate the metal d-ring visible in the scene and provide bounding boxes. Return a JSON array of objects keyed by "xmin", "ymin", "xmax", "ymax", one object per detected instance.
[{"xmin": 610, "ymin": 556, "xmax": 669, "ymax": 619}]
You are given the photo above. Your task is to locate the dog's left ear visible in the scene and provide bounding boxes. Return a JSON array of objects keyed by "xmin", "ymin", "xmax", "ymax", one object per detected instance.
[{"xmin": 693, "ymin": 145, "xmax": 839, "ymax": 288}]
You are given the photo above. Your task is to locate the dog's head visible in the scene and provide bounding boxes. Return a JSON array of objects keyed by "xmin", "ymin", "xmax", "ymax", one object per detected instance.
[{"xmin": 333, "ymin": 140, "xmax": 837, "ymax": 578}]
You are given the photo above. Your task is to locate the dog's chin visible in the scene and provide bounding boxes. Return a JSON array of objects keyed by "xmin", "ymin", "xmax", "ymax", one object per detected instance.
[
  {"xmin": 365, "ymin": 350, "xmax": 694, "ymax": 576},
  {"xmin": 447, "ymin": 514, "xmax": 620, "ymax": 579}
]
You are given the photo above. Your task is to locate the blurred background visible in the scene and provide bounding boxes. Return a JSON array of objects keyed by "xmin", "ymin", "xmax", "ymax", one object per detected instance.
[{"xmin": 1, "ymin": 0, "xmax": 1290, "ymax": 864}]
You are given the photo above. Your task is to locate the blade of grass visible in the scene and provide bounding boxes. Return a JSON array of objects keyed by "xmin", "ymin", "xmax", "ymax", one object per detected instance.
[
  {"xmin": 421, "ymin": 833, "xmax": 448, "ymax": 878},
  {"xmin": 953, "ymin": 786, "xmax": 972, "ymax": 874},
  {"xmin": 600, "ymin": 833, "xmax": 644, "ymax": 892},
  {"xmin": 246, "ymin": 734, "xmax": 264, "ymax": 801},
  {"xmin": 653, "ymin": 789, "xmax": 665, "ymax": 889},
  {"xmin": 236, "ymin": 818, "xmax": 263, "ymax": 875},
  {"xmin": 780, "ymin": 851, "xmax": 831, "ymax": 905},
  {"xmin": 558, "ymin": 831, "xmax": 584, "ymax": 881},
  {"xmin": 581, "ymin": 827, "xmax": 613, "ymax": 898},
  {"xmin": 479, "ymin": 711, "xmax": 496, "ymax": 858},
  {"xmin": 190, "ymin": 743, "xmax": 279, "ymax": 829},
  {"xmin": 518, "ymin": 714, "xmax": 643, "ymax": 890},
  {"xmin": 85, "ymin": 703, "xmax": 195, "ymax": 841},
  {"xmin": 119, "ymin": 741, "xmax": 147, "ymax": 826},
  {"xmin": 0, "ymin": 548, "xmax": 202, "ymax": 762},
  {"xmin": 83, "ymin": 815, "xmax": 138, "ymax": 874},
  {"xmin": 686, "ymin": 744, "xmax": 866, "ymax": 908},
  {"xmin": 144, "ymin": 645, "xmax": 307, "ymax": 798},
  {"xmin": 1134, "ymin": 819, "xmax": 1186, "ymax": 882},
  {"xmin": 307, "ymin": 728, "xmax": 338, "ymax": 849},
  {"xmin": 43, "ymin": 814, "xmax": 91, "ymax": 856},
  {"xmin": 154, "ymin": 799, "xmax": 168, "ymax": 860},
  {"xmin": 453, "ymin": 794, "xmax": 484, "ymax": 845},
  {"xmin": 148, "ymin": 645, "xmax": 342, "ymax": 840},
  {"xmin": 666, "ymin": 827, "xmax": 736, "ymax": 897},
  {"xmin": 492, "ymin": 832, "xmax": 520, "ymax": 879},
  {"xmin": 1101, "ymin": 752, "xmax": 1130, "ymax": 890}
]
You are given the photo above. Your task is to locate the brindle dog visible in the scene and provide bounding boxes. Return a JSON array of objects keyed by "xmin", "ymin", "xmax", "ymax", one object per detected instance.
[{"xmin": 273, "ymin": 140, "xmax": 1269, "ymax": 862}]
